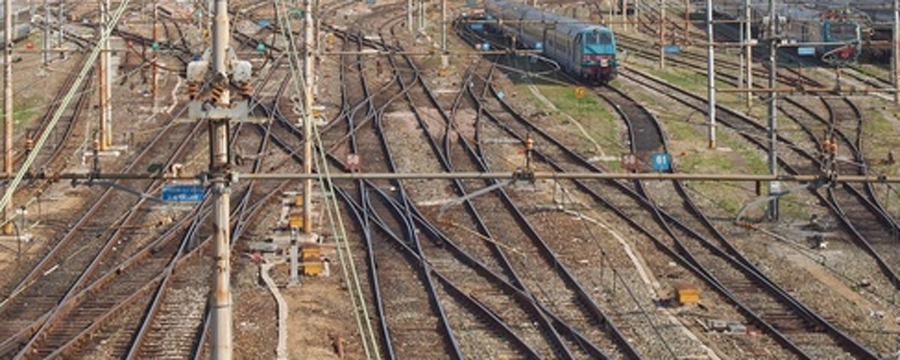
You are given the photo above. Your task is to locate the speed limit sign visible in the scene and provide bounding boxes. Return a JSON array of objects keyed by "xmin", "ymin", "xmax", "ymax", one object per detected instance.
[{"xmin": 622, "ymin": 153, "xmax": 638, "ymax": 171}]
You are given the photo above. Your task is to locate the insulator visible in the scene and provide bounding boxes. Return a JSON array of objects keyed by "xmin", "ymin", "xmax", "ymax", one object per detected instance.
[
  {"xmin": 187, "ymin": 82, "xmax": 199, "ymax": 99},
  {"xmin": 210, "ymin": 85, "xmax": 226, "ymax": 105},
  {"xmin": 24, "ymin": 137, "xmax": 33, "ymax": 151},
  {"xmin": 239, "ymin": 82, "xmax": 252, "ymax": 96},
  {"xmin": 93, "ymin": 139, "xmax": 100, "ymax": 151}
]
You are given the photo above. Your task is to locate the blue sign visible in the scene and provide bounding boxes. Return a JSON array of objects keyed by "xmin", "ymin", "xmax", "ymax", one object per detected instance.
[
  {"xmin": 256, "ymin": 43, "xmax": 266, "ymax": 52},
  {"xmin": 162, "ymin": 184, "xmax": 205, "ymax": 203},
  {"xmin": 151, "ymin": 42, "xmax": 160, "ymax": 51},
  {"xmin": 481, "ymin": 43, "xmax": 491, "ymax": 51},
  {"xmin": 256, "ymin": 19, "xmax": 272, "ymax": 28},
  {"xmin": 663, "ymin": 45, "xmax": 681, "ymax": 54},
  {"xmin": 497, "ymin": 90, "xmax": 505, "ymax": 100},
  {"xmin": 651, "ymin": 153, "xmax": 671, "ymax": 172},
  {"xmin": 797, "ymin": 46, "xmax": 815, "ymax": 56}
]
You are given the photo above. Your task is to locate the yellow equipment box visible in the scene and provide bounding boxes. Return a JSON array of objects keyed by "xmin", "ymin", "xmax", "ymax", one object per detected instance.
[{"xmin": 674, "ymin": 282, "xmax": 700, "ymax": 305}]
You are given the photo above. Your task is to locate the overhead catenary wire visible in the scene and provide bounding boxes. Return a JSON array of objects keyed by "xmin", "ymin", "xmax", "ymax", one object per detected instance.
[
  {"xmin": 0, "ymin": 0, "xmax": 134, "ymax": 224},
  {"xmin": 273, "ymin": 1, "xmax": 381, "ymax": 358}
]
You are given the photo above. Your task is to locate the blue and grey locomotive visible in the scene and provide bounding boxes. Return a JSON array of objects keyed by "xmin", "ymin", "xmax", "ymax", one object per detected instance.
[{"xmin": 483, "ymin": 0, "xmax": 618, "ymax": 83}]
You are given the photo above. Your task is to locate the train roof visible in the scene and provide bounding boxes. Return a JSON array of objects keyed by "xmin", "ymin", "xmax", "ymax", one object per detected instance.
[{"xmin": 486, "ymin": 0, "xmax": 612, "ymax": 35}]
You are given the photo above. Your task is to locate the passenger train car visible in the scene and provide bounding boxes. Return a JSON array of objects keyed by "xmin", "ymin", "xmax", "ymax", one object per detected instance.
[
  {"xmin": 483, "ymin": 0, "xmax": 618, "ymax": 83},
  {"xmin": 713, "ymin": 2, "xmax": 862, "ymax": 66}
]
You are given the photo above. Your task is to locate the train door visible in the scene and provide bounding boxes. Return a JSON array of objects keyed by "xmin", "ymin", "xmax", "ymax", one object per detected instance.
[
  {"xmin": 574, "ymin": 33, "xmax": 583, "ymax": 75},
  {"xmin": 543, "ymin": 27, "xmax": 551, "ymax": 53}
]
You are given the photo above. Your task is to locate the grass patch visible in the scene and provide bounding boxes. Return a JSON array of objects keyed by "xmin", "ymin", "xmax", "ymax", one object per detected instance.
[
  {"xmin": 0, "ymin": 95, "xmax": 39, "ymax": 125},
  {"xmin": 514, "ymin": 82, "xmax": 625, "ymax": 158}
]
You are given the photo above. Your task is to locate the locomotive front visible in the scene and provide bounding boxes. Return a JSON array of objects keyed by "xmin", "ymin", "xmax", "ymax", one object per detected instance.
[{"xmin": 578, "ymin": 27, "xmax": 618, "ymax": 83}]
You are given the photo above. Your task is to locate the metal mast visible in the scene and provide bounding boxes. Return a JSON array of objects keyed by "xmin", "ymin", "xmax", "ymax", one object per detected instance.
[
  {"xmin": 152, "ymin": 1, "xmax": 159, "ymax": 114},
  {"xmin": 99, "ymin": 0, "xmax": 112, "ymax": 150},
  {"xmin": 659, "ymin": 0, "xmax": 666, "ymax": 69},
  {"xmin": 42, "ymin": 0, "xmax": 48, "ymax": 65},
  {"xmin": 211, "ymin": 0, "xmax": 233, "ymax": 357},
  {"xmin": 767, "ymin": 0, "xmax": 778, "ymax": 220},
  {"xmin": 706, "ymin": 0, "xmax": 716, "ymax": 148},
  {"xmin": 4, "ymin": 0, "xmax": 14, "ymax": 235},
  {"xmin": 745, "ymin": 0, "xmax": 753, "ymax": 109},
  {"xmin": 894, "ymin": 0, "xmax": 899, "ymax": 103},
  {"xmin": 303, "ymin": 0, "xmax": 314, "ymax": 235}
]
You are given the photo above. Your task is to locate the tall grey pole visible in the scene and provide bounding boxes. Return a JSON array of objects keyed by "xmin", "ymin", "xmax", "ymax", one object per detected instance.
[
  {"xmin": 152, "ymin": 1, "xmax": 158, "ymax": 114},
  {"xmin": 894, "ymin": 0, "xmax": 899, "ymax": 103},
  {"xmin": 767, "ymin": 0, "xmax": 778, "ymax": 220},
  {"xmin": 706, "ymin": 0, "xmax": 716, "ymax": 149},
  {"xmin": 210, "ymin": 0, "xmax": 233, "ymax": 358},
  {"xmin": 407, "ymin": 0, "xmax": 412, "ymax": 32},
  {"xmin": 4, "ymin": 0, "xmax": 14, "ymax": 235},
  {"xmin": 99, "ymin": 0, "xmax": 111, "ymax": 150},
  {"xmin": 745, "ymin": 0, "xmax": 753, "ymax": 109},
  {"xmin": 441, "ymin": 0, "xmax": 447, "ymax": 67},
  {"xmin": 303, "ymin": 0, "xmax": 313, "ymax": 235},
  {"xmin": 57, "ymin": 0, "xmax": 63, "ymax": 59},
  {"xmin": 659, "ymin": 0, "xmax": 665, "ymax": 69},
  {"xmin": 738, "ymin": 2, "xmax": 744, "ymax": 101},
  {"xmin": 42, "ymin": 0, "xmax": 48, "ymax": 65}
]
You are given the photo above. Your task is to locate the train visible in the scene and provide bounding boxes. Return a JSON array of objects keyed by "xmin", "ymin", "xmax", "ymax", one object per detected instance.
[
  {"xmin": 482, "ymin": 0, "xmax": 618, "ymax": 83},
  {"xmin": 713, "ymin": 2, "xmax": 863, "ymax": 66},
  {"xmin": 0, "ymin": 23, "xmax": 33, "ymax": 46}
]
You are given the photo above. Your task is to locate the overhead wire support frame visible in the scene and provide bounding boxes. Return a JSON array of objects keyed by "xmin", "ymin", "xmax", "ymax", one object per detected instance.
[{"xmin": 7, "ymin": 171, "xmax": 900, "ymax": 183}]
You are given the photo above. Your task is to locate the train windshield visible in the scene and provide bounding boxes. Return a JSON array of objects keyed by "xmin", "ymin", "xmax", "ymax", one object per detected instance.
[
  {"xmin": 598, "ymin": 31, "xmax": 612, "ymax": 44},
  {"xmin": 584, "ymin": 30, "xmax": 613, "ymax": 45}
]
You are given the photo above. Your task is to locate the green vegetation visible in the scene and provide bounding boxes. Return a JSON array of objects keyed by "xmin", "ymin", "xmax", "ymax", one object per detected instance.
[
  {"xmin": 0, "ymin": 96, "xmax": 39, "ymax": 125},
  {"xmin": 513, "ymin": 82, "xmax": 626, "ymax": 159}
]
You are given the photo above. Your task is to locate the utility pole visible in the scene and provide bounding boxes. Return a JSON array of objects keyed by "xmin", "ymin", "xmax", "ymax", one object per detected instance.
[
  {"xmin": 98, "ymin": 0, "xmax": 112, "ymax": 150},
  {"xmin": 894, "ymin": 0, "xmax": 899, "ymax": 103},
  {"xmin": 407, "ymin": 0, "xmax": 412, "ymax": 33},
  {"xmin": 739, "ymin": 2, "xmax": 744, "ymax": 103},
  {"xmin": 622, "ymin": 0, "xmax": 627, "ymax": 32},
  {"xmin": 57, "ymin": 0, "xmax": 63, "ymax": 60},
  {"xmin": 303, "ymin": 0, "xmax": 314, "ymax": 236},
  {"xmin": 186, "ymin": 0, "xmax": 250, "ymax": 357},
  {"xmin": 706, "ymin": 0, "xmax": 715, "ymax": 149},
  {"xmin": 767, "ymin": 0, "xmax": 778, "ymax": 220},
  {"xmin": 42, "ymin": 0, "xmax": 48, "ymax": 65},
  {"xmin": 5, "ymin": 0, "xmax": 15, "ymax": 235},
  {"xmin": 683, "ymin": 0, "xmax": 689, "ymax": 44},
  {"xmin": 659, "ymin": 0, "xmax": 665, "ymax": 69},
  {"xmin": 745, "ymin": 0, "xmax": 753, "ymax": 109},
  {"xmin": 418, "ymin": 0, "xmax": 425, "ymax": 34},
  {"xmin": 440, "ymin": 0, "xmax": 447, "ymax": 68},
  {"xmin": 152, "ymin": 1, "xmax": 158, "ymax": 114}
]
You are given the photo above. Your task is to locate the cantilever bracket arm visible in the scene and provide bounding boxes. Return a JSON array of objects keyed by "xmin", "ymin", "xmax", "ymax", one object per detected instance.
[
  {"xmin": 734, "ymin": 179, "xmax": 829, "ymax": 225},
  {"xmin": 70, "ymin": 179, "xmax": 165, "ymax": 203}
]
